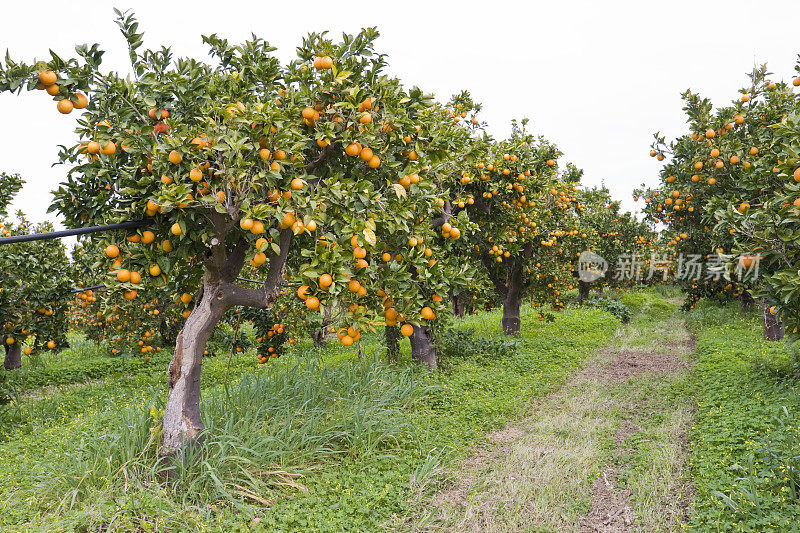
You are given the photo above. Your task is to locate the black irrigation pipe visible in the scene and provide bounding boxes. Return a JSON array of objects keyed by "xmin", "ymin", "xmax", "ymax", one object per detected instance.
[
  {"xmin": 0, "ymin": 219, "xmax": 151, "ymax": 245},
  {"xmin": 68, "ymin": 278, "xmax": 290, "ymax": 294},
  {"xmin": 70, "ymin": 284, "xmax": 106, "ymax": 294}
]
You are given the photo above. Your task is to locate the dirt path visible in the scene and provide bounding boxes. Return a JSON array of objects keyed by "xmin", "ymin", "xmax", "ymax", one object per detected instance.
[{"xmin": 419, "ymin": 299, "xmax": 696, "ymax": 532}]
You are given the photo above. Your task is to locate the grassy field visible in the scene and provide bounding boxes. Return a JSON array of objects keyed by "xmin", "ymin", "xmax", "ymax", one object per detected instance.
[
  {"xmin": 686, "ymin": 300, "xmax": 800, "ymax": 531},
  {"xmin": 0, "ymin": 303, "xmax": 618, "ymax": 531},
  {"xmin": 2, "ymin": 290, "xmax": 799, "ymax": 531}
]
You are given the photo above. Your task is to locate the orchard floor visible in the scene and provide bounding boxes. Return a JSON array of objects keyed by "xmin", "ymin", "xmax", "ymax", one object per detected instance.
[{"xmin": 1, "ymin": 290, "xmax": 799, "ymax": 531}]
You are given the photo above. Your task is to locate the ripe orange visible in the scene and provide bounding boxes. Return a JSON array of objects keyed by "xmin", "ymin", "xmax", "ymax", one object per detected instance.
[
  {"xmin": 141, "ymin": 231, "xmax": 155, "ymax": 244},
  {"xmin": 297, "ymin": 285, "xmax": 310, "ymax": 299},
  {"xmin": 345, "ymin": 143, "xmax": 360, "ymax": 156},
  {"xmin": 319, "ymin": 274, "xmax": 333, "ymax": 290},
  {"xmin": 101, "ymin": 142, "xmax": 116, "ymax": 155},
  {"xmin": 57, "ymin": 99, "xmax": 73, "ymax": 114},
  {"xmin": 38, "ymin": 70, "xmax": 57, "ymax": 86},
  {"xmin": 171, "ymin": 223, "xmax": 182, "ymax": 235},
  {"xmin": 368, "ymin": 155, "xmax": 381, "ymax": 168},
  {"xmin": 400, "ymin": 324, "xmax": 414, "ymax": 336},
  {"xmin": 117, "ymin": 269, "xmax": 131, "ymax": 282},
  {"xmin": 291, "ymin": 178, "xmax": 304, "ymax": 190},
  {"xmin": 124, "ymin": 290, "xmax": 137, "ymax": 300},
  {"xmin": 168, "ymin": 150, "xmax": 182, "ymax": 164},
  {"xmin": 190, "ymin": 168, "xmax": 202, "ymax": 182},
  {"xmin": 149, "ymin": 264, "xmax": 162, "ymax": 276},
  {"xmin": 74, "ymin": 93, "xmax": 89, "ymax": 109},
  {"xmin": 421, "ymin": 306, "xmax": 435, "ymax": 320},
  {"xmin": 130, "ymin": 271, "xmax": 141, "ymax": 284},
  {"xmin": 305, "ymin": 296, "xmax": 320, "ymax": 310},
  {"xmin": 253, "ymin": 252, "xmax": 267, "ymax": 266},
  {"xmin": 180, "ymin": 293, "xmax": 192, "ymax": 304},
  {"xmin": 47, "ymin": 341, "xmax": 56, "ymax": 349},
  {"xmin": 105, "ymin": 245, "xmax": 120, "ymax": 258},
  {"xmin": 341, "ymin": 335, "xmax": 354, "ymax": 346}
]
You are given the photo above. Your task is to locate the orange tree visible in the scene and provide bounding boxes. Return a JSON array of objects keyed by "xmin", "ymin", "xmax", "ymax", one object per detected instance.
[
  {"xmin": 0, "ymin": 175, "xmax": 72, "ymax": 369},
  {"xmin": 640, "ymin": 64, "xmax": 800, "ymax": 338},
  {"xmin": 574, "ymin": 184, "xmax": 655, "ymax": 301},
  {"xmin": 453, "ymin": 120, "xmax": 582, "ymax": 334},
  {"xmin": 0, "ymin": 12, "xmax": 478, "ymax": 455}
]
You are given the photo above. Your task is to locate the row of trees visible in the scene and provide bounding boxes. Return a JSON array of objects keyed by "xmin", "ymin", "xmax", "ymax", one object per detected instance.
[
  {"xmin": 0, "ymin": 12, "xmax": 652, "ymax": 457},
  {"xmin": 638, "ymin": 63, "xmax": 800, "ymax": 340}
]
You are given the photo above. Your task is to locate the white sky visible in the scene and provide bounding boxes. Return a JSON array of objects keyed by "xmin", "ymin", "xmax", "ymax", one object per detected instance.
[{"xmin": 2, "ymin": 0, "xmax": 800, "ymax": 229}]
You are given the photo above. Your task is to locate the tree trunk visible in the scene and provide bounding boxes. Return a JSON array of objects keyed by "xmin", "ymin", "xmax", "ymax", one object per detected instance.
[
  {"xmin": 409, "ymin": 325, "xmax": 436, "ymax": 369},
  {"xmin": 385, "ymin": 325, "xmax": 400, "ymax": 362},
  {"xmin": 3, "ymin": 343, "xmax": 21, "ymax": 370},
  {"xmin": 578, "ymin": 280, "xmax": 591, "ymax": 305},
  {"xmin": 740, "ymin": 290, "xmax": 755, "ymax": 313},
  {"xmin": 160, "ymin": 280, "xmax": 231, "ymax": 459},
  {"xmin": 502, "ymin": 291, "xmax": 522, "ymax": 335},
  {"xmin": 451, "ymin": 292, "xmax": 465, "ymax": 318},
  {"xmin": 312, "ymin": 303, "xmax": 334, "ymax": 346},
  {"xmin": 763, "ymin": 301, "xmax": 784, "ymax": 341}
]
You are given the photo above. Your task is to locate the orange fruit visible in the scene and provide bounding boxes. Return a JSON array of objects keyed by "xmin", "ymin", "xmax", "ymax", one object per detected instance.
[
  {"xmin": 57, "ymin": 99, "xmax": 73, "ymax": 114},
  {"xmin": 190, "ymin": 168, "xmax": 202, "ymax": 182},
  {"xmin": 46, "ymin": 84, "xmax": 61, "ymax": 96},
  {"xmin": 171, "ymin": 223, "xmax": 182, "ymax": 235},
  {"xmin": 291, "ymin": 178, "xmax": 304, "ymax": 190},
  {"xmin": 400, "ymin": 324, "xmax": 414, "ymax": 336},
  {"xmin": 345, "ymin": 143, "xmax": 360, "ymax": 156},
  {"xmin": 74, "ymin": 93, "xmax": 89, "ymax": 109},
  {"xmin": 341, "ymin": 335, "xmax": 354, "ymax": 346},
  {"xmin": 105, "ymin": 245, "xmax": 120, "ymax": 258},
  {"xmin": 168, "ymin": 150, "xmax": 182, "ymax": 164},
  {"xmin": 180, "ymin": 293, "xmax": 192, "ymax": 304},
  {"xmin": 101, "ymin": 142, "xmax": 116, "ymax": 155},
  {"xmin": 141, "ymin": 231, "xmax": 155, "ymax": 244},
  {"xmin": 117, "ymin": 269, "xmax": 131, "ymax": 282},
  {"xmin": 38, "ymin": 70, "xmax": 57, "ymax": 85},
  {"xmin": 240, "ymin": 218, "xmax": 254, "ymax": 231},
  {"xmin": 149, "ymin": 264, "xmax": 161, "ymax": 276},
  {"xmin": 421, "ymin": 307, "xmax": 435, "ymax": 320},
  {"xmin": 305, "ymin": 296, "xmax": 320, "ymax": 310},
  {"xmin": 47, "ymin": 341, "xmax": 56, "ymax": 350},
  {"xmin": 319, "ymin": 274, "xmax": 333, "ymax": 289},
  {"xmin": 130, "ymin": 271, "xmax": 141, "ymax": 284},
  {"xmin": 297, "ymin": 285, "xmax": 310, "ymax": 300},
  {"xmin": 123, "ymin": 290, "xmax": 137, "ymax": 300}
]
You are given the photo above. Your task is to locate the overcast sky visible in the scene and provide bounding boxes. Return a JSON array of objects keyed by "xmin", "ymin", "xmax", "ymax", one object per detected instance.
[{"xmin": 2, "ymin": 0, "xmax": 800, "ymax": 229}]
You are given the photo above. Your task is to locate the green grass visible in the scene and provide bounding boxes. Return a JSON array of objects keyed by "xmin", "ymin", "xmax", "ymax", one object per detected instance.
[
  {"xmin": 686, "ymin": 300, "xmax": 800, "ymax": 531},
  {"xmin": 0, "ymin": 303, "xmax": 619, "ymax": 531}
]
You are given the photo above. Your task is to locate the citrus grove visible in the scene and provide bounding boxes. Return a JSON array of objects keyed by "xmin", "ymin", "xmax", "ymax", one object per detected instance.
[{"xmin": 0, "ymin": 12, "xmax": 650, "ymax": 459}]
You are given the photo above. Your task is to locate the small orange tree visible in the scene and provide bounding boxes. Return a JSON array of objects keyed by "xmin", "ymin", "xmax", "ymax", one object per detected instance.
[
  {"xmin": 0, "ymin": 174, "xmax": 72, "ymax": 369},
  {"xmin": 452, "ymin": 120, "xmax": 582, "ymax": 333},
  {"xmin": 573, "ymin": 185, "xmax": 655, "ymax": 302},
  {"xmin": 0, "ymin": 13, "xmax": 477, "ymax": 455}
]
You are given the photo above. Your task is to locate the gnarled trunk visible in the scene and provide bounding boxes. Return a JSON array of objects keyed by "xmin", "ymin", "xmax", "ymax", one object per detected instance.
[
  {"xmin": 385, "ymin": 325, "xmax": 400, "ymax": 361},
  {"xmin": 763, "ymin": 300, "xmax": 784, "ymax": 341},
  {"xmin": 740, "ymin": 290, "xmax": 755, "ymax": 313},
  {"xmin": 160, "ymin": 226, "xmax": 291, "ymax": 460},
  {"xmin": 502, "ymin": 291, "xmax": 522, "ymax": 335},
  {"xmin": 160, "ymin": 280, "xmax": 230, "ymax": 458},
  {"xmin": 409, "ymin": 325, "xmax": 436, "ymax": 369},
  {"xmin": 3, "ymin": 343, "xmax": 21, "ymax": 370}
]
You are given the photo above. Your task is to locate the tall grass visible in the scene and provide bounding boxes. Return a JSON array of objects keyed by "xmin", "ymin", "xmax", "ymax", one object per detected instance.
[{"xmin": 25, "ymin": 350, "xmax": 432, "ymax": 523}]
